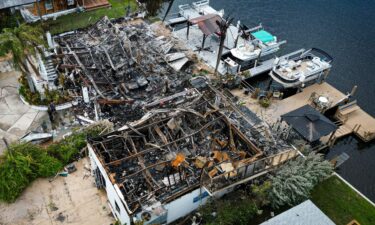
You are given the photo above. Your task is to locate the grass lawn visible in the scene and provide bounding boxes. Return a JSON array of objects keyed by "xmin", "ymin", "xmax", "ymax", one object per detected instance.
[
  {"xmin": 311, "ymin": 175, "xmax": 375, "ymax": 225},
  {"xmin": 44, "ymin": 0, "xmax": 138, "ymax": 34}
]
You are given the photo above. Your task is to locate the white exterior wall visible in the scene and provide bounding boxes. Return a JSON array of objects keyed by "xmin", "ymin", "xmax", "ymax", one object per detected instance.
[
  {"xmin": 89, "ymin": 143, "xmax": 241, "ymax": 225},
  {"xmin": 164, "ymin": 186, "xmax": 233, "ymax": 224},
  {"xmin": 164, "ymin": 188, "xmax": 210, "ymax": 224},
  {"xmin": 88, "ymin": 145, "xmax": 132, "ymax": 225}
]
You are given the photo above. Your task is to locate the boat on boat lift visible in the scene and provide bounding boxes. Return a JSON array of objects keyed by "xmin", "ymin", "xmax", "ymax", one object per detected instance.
[
  {"xmin": 230, "ymin": 24, "xmax": 286, "ymax": 62},
  {"xmin": 269, "ymin": 48, "xmax": 333, "ymax": 88},
  {"xmin": 178, "ymin": 0, "xmax": 224, "ymax": 20}
]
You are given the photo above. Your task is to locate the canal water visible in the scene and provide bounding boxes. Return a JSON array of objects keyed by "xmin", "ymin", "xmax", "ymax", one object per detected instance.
[{"xmin": 159, "ymin": 0, "xmax": 375, "ymax": 201}]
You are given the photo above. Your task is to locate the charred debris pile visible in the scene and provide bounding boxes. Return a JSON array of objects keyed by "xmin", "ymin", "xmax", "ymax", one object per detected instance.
[
  {"xmin": 88, "ymin": 88, "xmax": 293, "ymax": 215},
  {"xmin": 50, "ymin": 17, "xmax": 296, "ymax": 214},
  {"xmin": 53, "ymin": 17, "xmax": 193, "ymax": 126}
]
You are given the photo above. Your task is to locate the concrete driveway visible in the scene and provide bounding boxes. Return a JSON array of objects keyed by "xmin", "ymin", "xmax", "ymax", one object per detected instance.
[{"xmin": 0, "ymin": 69, "xmax": 47, "ymax": 154}]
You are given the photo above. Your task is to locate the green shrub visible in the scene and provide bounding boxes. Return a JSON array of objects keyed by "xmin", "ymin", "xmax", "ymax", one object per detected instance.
[
  {"xmin": 36, "ymin": 155, "xmax": 63, "ymax": 178},
  {"xmin": 0, "ymin": 122, "xmax": 111, "ymax": 203},
  {"xmin": 259, "ymin": 97, "xmax": 271, "ymax": 108},
  {"xmin": 0, "ymin": 153, "xmax": 35, "ymax": 202},
  {"xmin": 0, "ymin": 143, "xmax": 66, "ymax": 202},
  {"xmin": 47, "ymin": 133, "xmax": 86, "ymax": 165},
  {"xmin": 9, "ymin": 143, "xmax": 63, "ymax": 177}
]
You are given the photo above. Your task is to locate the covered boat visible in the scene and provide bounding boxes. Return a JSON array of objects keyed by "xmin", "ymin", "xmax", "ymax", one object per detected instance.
[
  {"xmin": 269, "ymin": 48, "xmax": 333, "ymax": 88},
  {"xmin": 230, "ymin": 25, "xmax": 285, "ymax": 62}
]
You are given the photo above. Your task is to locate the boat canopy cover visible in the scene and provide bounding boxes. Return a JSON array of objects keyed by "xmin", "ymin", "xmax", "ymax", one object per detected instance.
[
  {"xmin": 189, "ymin": 14, "xmax": 223, "ymax": 36},
  {"xmin": 281, "ymin": 105, "xmax": 337, "ymax": 142},
  {"xmin": 251, "ymin": 30, "xmax": 275, "ymax": 43}
]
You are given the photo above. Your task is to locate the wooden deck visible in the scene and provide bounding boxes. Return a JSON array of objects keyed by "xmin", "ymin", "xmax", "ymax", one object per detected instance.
[
  {"xmin": 338, "ymin": 107, "xmax": 375, "ymax": 142},
  {"xmin": 83, "ymin": 0, "xmax": 110, "ymax": 11},
  {"xmin": 231, "ymin": 82, "xmax": 347, "ymax": 125},
  {"xmin": 231, "ymin": 81, "xmax": 375, "ymax": 143}
]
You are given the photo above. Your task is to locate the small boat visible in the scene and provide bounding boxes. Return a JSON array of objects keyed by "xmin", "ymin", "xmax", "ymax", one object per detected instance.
[
  {"xmin": 269, "ymin": 48, "xmax": 333, "ymax": 88},
  {"xmin": 230, "ymin": 25, "xmax": 286, "ymax": 62}
]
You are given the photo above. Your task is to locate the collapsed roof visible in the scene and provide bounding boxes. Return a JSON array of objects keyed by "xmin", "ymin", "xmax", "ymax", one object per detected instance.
[
  {"xmin": 88, "ymin": 88, "xmax": 295, "ymax": 215},
  {"xmin": 53, "ymin": 17, "xmax": 192, "ymax": 126}
]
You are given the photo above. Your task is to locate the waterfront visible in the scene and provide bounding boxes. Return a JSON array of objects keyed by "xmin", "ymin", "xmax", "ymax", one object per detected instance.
[{"xmin": 161, "ymin": 0, "xmax": 375, "ymax": 201}]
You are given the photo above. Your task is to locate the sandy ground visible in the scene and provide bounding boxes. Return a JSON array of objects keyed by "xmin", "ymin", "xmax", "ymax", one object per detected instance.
[{"xmin": 0, "ymin": 158, "xmax": 115, "ymax": 225}]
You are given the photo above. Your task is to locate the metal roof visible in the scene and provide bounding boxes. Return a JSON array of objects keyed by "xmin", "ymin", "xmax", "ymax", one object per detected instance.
[
  {"xmin": 261, "ymin": 200, "xmax": 336, "ymax": 225},
  {"xmin": 0, "ymin": 0, "xmax": 36, "ymax": 9},
  {"xmin": 189, "ymin": 14, "xmax": 223, "ymax": 36},
  {"xmin": 281, "ymin": 104, "xmax": 337, "ymax": 142}
]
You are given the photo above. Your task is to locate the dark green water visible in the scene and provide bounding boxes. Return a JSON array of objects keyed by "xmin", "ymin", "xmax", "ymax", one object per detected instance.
[{"xmin": 161, "ymin": 0, "xmax": 375, "ymax": 201}]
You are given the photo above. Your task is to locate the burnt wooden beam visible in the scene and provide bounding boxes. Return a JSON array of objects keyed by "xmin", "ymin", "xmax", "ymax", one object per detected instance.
[
  {"xmin": 66, "ymin": 44, "xmax": 105, "ymax": 98},
  {"xmin": 97, "ymin": 99, "xmax": 135, "ymax": 105}
]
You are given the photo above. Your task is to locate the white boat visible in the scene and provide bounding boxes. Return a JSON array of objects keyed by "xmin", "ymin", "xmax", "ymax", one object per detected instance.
[
  {"xmin": 230, "ymin": 25, "xmax": 286, "ymax": 62},
  {"xmin": 269, "ymin": 48, "xmax": 333, "ymax": 88},
  {"xmin": 179, "ymin": 0, "xmax": 224, "ymax": 20}
]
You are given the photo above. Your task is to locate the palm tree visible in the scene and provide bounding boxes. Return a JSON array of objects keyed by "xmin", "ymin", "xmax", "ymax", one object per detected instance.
[{"xmin": 0, "ymin": 24, "xmax": 46, "ymax": 92}]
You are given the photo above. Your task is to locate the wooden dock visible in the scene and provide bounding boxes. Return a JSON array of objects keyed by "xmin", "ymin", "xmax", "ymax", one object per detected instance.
[
  {"xmin": 231, "ymin": 82, "xmax": 347, "ymax": 125},
  {"xmin": 335, "ymin": 104, "xmax": 375, "ymax": 142},
  {"xmin": 231, "ymin": 82, "xmax": 375, "ymax": 143}
]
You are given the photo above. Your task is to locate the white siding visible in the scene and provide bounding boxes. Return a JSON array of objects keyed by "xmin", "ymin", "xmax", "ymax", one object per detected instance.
[
  {"xmin": 88, "ymin": 145, "xmax": 132, "ymax": 225},
  {"xmin": 164, "ymin": 188, "xmax": 209, "ymax": 223}
]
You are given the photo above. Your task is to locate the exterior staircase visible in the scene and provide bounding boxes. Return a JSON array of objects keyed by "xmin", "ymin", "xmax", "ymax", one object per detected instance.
[{"xmin": 44, "ymin": 56, "xmax": 58, "ymax": 82}]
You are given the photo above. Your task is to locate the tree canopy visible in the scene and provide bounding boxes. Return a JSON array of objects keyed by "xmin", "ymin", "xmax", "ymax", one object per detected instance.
[
  {"xmin": 268, "ymin": 152, "xmax": 333, "ymax": 208},
  {"xmin": 0, "ymin": 24, "xmax": 45, "ymax": 74}
]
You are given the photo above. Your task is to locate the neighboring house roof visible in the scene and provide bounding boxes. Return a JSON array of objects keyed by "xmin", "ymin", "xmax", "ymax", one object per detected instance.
[
  {"xmin": 261, "ymin": 200, "xmax": 336, "ymax": 225},
  {"xmin": 0, "ymin": 0, "xmax": 36, "ymax": 10}
]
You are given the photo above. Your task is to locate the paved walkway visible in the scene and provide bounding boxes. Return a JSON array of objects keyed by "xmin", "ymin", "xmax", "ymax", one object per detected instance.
[{"xmin": 0, "ymin": 69, "xmax": 47, "ymax": 154}]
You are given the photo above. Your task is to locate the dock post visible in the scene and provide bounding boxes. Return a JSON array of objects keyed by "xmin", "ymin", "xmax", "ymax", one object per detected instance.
[
  {"xmin": 328, "ymin": 130, "xmax": 337, "ymax": 144},
  {"xmin": 200, "ymin": 34, "xmax": 207, "ymax": 52},
  {"xmin": 350, "ymin": 85, "xmax": 358, "ymax": 97},
  {"xmin": 234, "ymin": 20, "xmax": 241, "ymax": 48},
  {"xmin": 186, "ymin": 16, "xmax": 190, "ymax": 40}
]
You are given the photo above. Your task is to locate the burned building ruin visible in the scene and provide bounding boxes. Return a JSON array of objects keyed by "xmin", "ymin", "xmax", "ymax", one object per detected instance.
[
  {"xmin": 52, "ymin": 17, "xmax": 193, "ymax": 126},
  {"xmin": 45, "ymin": 15, "xmax": 300, "ymax": 225},
  {"xmin": 88, "ymin": 88, "xmax": 298, "ymax": 224}
]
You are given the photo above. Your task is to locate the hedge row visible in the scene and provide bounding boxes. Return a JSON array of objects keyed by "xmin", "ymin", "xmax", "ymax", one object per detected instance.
[{"xmin": 0, "ymin": 132, "xmax": 86, "ymax": 202}]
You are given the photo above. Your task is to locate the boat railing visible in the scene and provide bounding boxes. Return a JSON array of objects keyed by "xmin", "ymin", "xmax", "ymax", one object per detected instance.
[
  {"xmin": 192, "ymin": 0, "xmax": 210, "ymax": 8},
  {"xmin": 179, "ymin": 4, "xmax": 191, "ymax": 18},
  {"xmin": 309, "ymin": 48, "xmax": 333, "ymax": 63},
  {"xmin": 244, "ymin": 23, "xmax": 263, "ymax": 34},
  {"xmin": 280, "ymin": 48, "xmax": 306, "ymax": 62}
]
